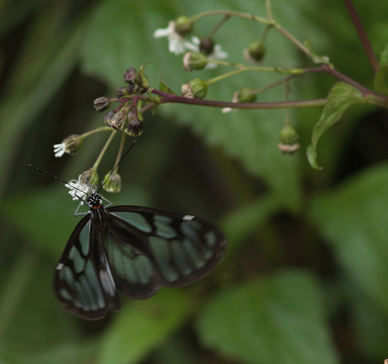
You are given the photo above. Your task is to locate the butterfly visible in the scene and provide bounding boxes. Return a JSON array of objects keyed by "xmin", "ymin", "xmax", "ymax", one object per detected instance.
[{"xmin": 54, "ymin": 185, "xmax": 227, "ymax": 320}]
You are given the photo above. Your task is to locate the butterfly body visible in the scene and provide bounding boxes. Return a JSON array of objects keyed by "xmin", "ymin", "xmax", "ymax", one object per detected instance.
[{"xmin": 54, "ymin": 191, "xmax": 227, "ymax": 320}]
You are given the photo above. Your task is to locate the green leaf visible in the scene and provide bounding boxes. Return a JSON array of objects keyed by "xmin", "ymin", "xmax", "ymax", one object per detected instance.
[
  {"xmin": 311, "ymin": 164, "xmax": 388, "ymax": 314},
  {"xmin": 196, "ymin": 270, "xmax": 339, "ymax": 364},
  {"xmin": 159, "ymin": 77, "xmax": 175, "ymax": 94},
  {"xmin": 378, "ymin": 43, "xmax": 388, "ymax": 65},
  {"xmin": 98, "ymin": 289, "xmax": 194, "ymax": 364},
  {"xmin": 373, "ymin": 64, "xmax": 388, "ymax": 95},
  {"xmin": 2, "ymin": 188, "xmax": 78, "ymax": 257},
  {"xmin": 220, "ymin": 194, "xmax": 283, "ymax": 255},
  {"xmin": 138, "ymin": 62, "xmax": 150, "ymax": 88},
  {"xmin": 307, "ymin": 82, "xmax": 366, "ymax": 170},
  {"xmin": 347, "ymin": 278, "xmax": 388, "ymax": 361}
]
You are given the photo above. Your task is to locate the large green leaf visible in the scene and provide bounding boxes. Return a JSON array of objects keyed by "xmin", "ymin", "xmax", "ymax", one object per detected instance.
[
  {"xmin": 195, "ymin": 270, "xmax": 339, "ymax": 364},
  {"xmin": 80, "ymin": 0, "xmax": 328, "ymax": 212},
  {"xmin": 347, "ymin": 277, "xmax": 388, "ymax": 361},
  {"xmin": 311, "ymin": 164, "xmax": 388, "ymax": 314},
  {"xmin": 98, "ymin": 289, "xmax": 194, "ymax": 364}
]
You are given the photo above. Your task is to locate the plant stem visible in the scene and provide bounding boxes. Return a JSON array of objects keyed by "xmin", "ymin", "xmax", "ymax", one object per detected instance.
[
  {"xmin": 81, "ymin": 126, "xmax": 112, "ymax": 138},
  {"xmin": 92, "ymin": 129, "xmax": 117, "ymax": 170},
  {"xmin": 158, "ymin": 94, "xmax": 327, "ymax": 110},
  {"xmin": 190, "ymin": 10, "xmax": 273, "ymax": 25},
  {"xmin": 206, "ymin": 66, "xmax": 302, "ymax": 85},
  {"xmin": 274, "ymin": 23, "xmax": 310, "ymax": 57},
  {"xmin": 343, "ymin": 0, "xmax": 380, "ymax": 74},
  {"xmin": 208, "ymin": 15, "xmax": 230, "ymax": 38},
  {"xmin": 113, "ymin": 130, "xmax": 127, "ymax": 171}
]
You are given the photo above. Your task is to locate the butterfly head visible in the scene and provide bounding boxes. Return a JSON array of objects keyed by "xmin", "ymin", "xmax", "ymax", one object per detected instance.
[{"xmin": 87, "ymin": 192, "xmax": 103, "ymax": 209}]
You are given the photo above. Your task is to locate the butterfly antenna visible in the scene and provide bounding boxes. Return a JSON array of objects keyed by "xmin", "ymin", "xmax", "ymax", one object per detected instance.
[
  {"xmin": 100, "ymin": 140, "xmax": 136, "ymax": 191},
  {"xmin": 28, "ymin": 164, "xmax": 89, "ymax": 197}
]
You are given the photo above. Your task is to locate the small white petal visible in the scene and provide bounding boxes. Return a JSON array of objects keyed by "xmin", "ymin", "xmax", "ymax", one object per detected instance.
[
  {"xmin": 222, "ymin": 107, "xmax": 232, "ymax": 113},
  {"xmin": 53, "ymin": 143, "xmax": 65, "ymax": 157},
  {"xmin": 153, "ymin": 28, "xmax": 171, "ymax": 38},
  {"xmin": 66, "ymin": 176, "xmax": 89, "ymax": 204},
  {"xmin": 190, "ymin": 37, "xmax": 200, "ymax": 46},
  {"xmin": 183, "ymin": 40, "xmax": 199, "ymax": 52},
  {"xmin": 212, "ymin": 45, "xmax": 228, "ymax": 59}
]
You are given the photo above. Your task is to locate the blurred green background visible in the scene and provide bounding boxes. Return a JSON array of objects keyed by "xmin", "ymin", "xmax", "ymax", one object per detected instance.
[{"xmin": 1, "ymin": 0, "xmax": 388, "ymax": 363}]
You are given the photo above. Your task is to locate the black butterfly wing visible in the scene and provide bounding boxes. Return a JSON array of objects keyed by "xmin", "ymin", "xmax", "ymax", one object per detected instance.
[
  {"xmin": 105, "ymin": 205, "xmax": 227, "ymax": 299},
  {"xmin": 54, "ymin": 214, "xmax": 122, "ymax": 320}
]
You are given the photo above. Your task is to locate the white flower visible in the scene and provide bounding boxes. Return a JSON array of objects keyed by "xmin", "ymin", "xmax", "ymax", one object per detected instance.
[
  {"xmin": 66, "ymin": 175, "xmax": 90, "ymax": 204},
  {"xmin": 154, "ymin": 21, "xmax": 197, "ymax": 55},
  {"xmin": 191, "ymin": 37, "xmax": 228, "ymax": 69},
  {"xmin": 53, "ymin": 143, "xmax": 66, "ymax": 157}
]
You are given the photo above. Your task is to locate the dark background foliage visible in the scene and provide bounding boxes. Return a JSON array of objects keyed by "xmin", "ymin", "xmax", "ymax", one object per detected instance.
[{"xmin": 0, "ymin": 0, "xmax": 388, "ymax": 363}]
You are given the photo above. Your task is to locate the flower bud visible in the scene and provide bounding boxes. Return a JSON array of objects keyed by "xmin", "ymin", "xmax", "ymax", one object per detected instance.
[
  {"xmin": 245, "ymin": 41, "xmax": 266, "ymax": 64},
  {"xmin": 93, "ymin": 96, "xmax": 111, "ymax": 112},
  {"xmin": 183, "ymin": 52, "xmax": 207, "ymax": 71},
  {"xmin": 110, "ymin": 110, "xmax": 127, "ymax": 130},
  {"xmin": 124, "ymin": 67, "xmax": 139, "ymax": 84},
  {"xmin": 103, "ymin": 171, "xmax": 122, "ymax": 193},
  {"xmin": 80, "ymin": 168, "xmax": 99, "ymax": 186},
  {"xmin": 53, "ymin": 134, "xmax": 84, "ymax": 157},
  {"xmin": 104, "ymin": 110, "xmax": 116, "ymax": 127},
  {"xmin": 125, "ymin": 118, "xmax": 143, "ymax": 136},
  {"xmin": 116, "ymin": 87, "xmax": 130, "ymax": 98},
  {"xmin": 174, "ymin": 16, "xmax": 193, "ymax": 36},
  {"xmin": 182, "ymin": 78, "xmax": 208, "ymax": 99},
  {"xmin": 233, "ymin": 87, "xmax": 257, "ymax": 103},
  {"xmin": 278, "ymin": 124, "xmax": 300, "ymax": 155},
  {"xmin": 199, "ymin": 37, "xmax": 215, "ymax": 56}
]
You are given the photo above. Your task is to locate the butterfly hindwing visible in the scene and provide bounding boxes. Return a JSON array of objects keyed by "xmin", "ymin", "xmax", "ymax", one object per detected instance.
[
  {"xmin": 105, "ymin": 205, "xmax": 227, "ymax": 298},
  {"xmin": 54, "ymin": 215, "xmax": 122, "ymax": 320}
]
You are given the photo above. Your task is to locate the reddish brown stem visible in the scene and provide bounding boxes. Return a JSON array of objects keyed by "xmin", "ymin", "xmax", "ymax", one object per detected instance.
[{"xmin": 343, "ymin": 0, "xmax": 380, "ymax": 74}]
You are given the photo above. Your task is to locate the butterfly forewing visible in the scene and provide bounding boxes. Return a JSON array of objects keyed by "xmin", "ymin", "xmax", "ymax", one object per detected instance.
[
  {"xmin": 105, "ymin": 206, "xmax": 227, "ymax": 297},
  {"xmin": 54, "ymin": 214, "xmax": 122, "ymax": 320}
]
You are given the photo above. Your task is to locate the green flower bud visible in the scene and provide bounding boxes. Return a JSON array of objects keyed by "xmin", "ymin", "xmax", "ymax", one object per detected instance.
[
  {"xmin": 184, "ymin": 78, "xmax": 208, "ymax": 99},
  {"xmin": 103, "ymin": 171, "xmax": 122, "ymax": 193},
  {"xmin": 93, "ymin": 96, "xmax": 111, "ymax": 112},
  {"xmin": 233, "ymin": 87, "xmax": 257, "ymax": 103},
  {"xmin": 125, "ymin": 118, "xmax": 143, "ymax": 136},
  {"xmin": 110, "ymin": 110, "xmax": 127, "ymax": 130},
  {"xmin": 245, "ymin": 41, "xmax": 266, "ymax": 64},
  {"xmin": 278, "ymin": 124, "xmax": 300, "ymax": 155},
  {"xmin": 183, "ymin": 52, "xmax": 208, "ymax": 71},
  {"xmin": 174, "ymin": 16, "xmax": 193, "ymax": 36},
  {"xmin": 54, "ymin": 134, "xmax": 83, "ymax": 157},
  {"xmin": 80, "ymin": 168, "xmax": 99, "ymax": 186},
  {"xmin": 199, "ymin": 37, "xmax": 215, "ymax": 56}
]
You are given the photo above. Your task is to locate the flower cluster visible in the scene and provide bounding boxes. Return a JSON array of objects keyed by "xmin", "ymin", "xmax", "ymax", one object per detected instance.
[{"xmin": 52, "ymin": 9, "xmax": 305, "ymax": 204}]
